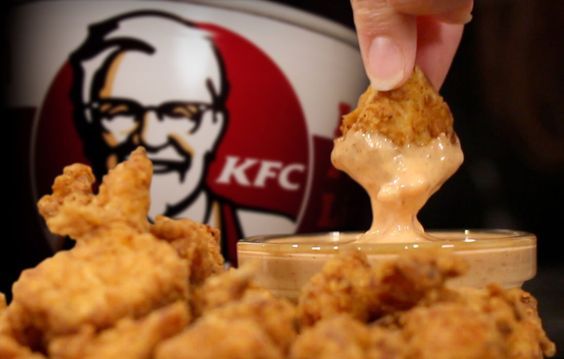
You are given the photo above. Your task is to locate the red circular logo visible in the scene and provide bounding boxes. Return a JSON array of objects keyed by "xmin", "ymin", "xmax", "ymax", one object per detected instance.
[{"xmin": 34, "ymin": 11, "xmax": 309, "ymax": 262}]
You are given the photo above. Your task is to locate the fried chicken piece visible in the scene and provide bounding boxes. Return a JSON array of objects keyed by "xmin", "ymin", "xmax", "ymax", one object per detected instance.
[
  {"xmin": 203, "ymin": 290, "xmax": 298, "ymax": 354},
  {"xmin": 48, "ymin": 301, "xmax": 190, "ymax": 359},
  {"xmin": 296, "ymin": 249, "xmax": 555, "ymax": 358},
  {"xmin": 373, "ymin": 277, "xmax": 556, "ymax": 358},
  {"xmin": 191, "ymin": 264, "xmax": 258, "ymax": 316},
  {"xmin": 298, "ymin": 250, "xmax": 375, "ymax": 327},
  {"xmin": 0, "ymin": 305, "xmax": 46, "ymax": 359},
  {"xmin": 456, "ymin": 285, "xmax": 556, "ymax": 358},
  {"xmin": 0, "ymin": 335, "xmax": 46, "ymax": 359},
  {"xmin": 155, "ymin": 317, "xmax": 283, "ymax": 359},
  {"xmin": 387, "ymin": 284, "xmax": 557, "ymax": 358},
  {"xmin": 150, "ymin": 215, "xmax": 224, "ymax": 287},
  {"xmin": 6, "ymin": 148, "xmax": 189, "ymax": 348},
  {"xmin": 0, "ymin": 294, "xmax": 6, "ymax": 313},
  {"xmin": 366, "ymin": 325, "xmax": 405, "ymax": 359},
  {"xmin": 291, "ymin": 315, "xmax": 406, "ymax": 359},
  {"xmin": 290, "ymin": 315, "xmax": 369, "ymax": 359},
  {"xmin": 298, "ymin": 249, "xmax": 466, "ymax": 326},
  {"xmin": 6, "ymin": 234, "xmax": 188, "ymax": 347},
  {"xmin": 154, "ymin": 261, "xmax": 296, "ymax": 359},
  {"xmin": 400, "ymin": 302, "xmax": 507, "ymax": 358},
  {"xmin": 371, "ymin": 248, "xmax": 467, "ymax": 315},
  {"xmin": 498, "ymin": 287, "xmax": 556, "ymax": 358},
  {"xmin": 37, "ymin": 147, "xmax": 152, "ymax": 240},
  {"xmin": 340, "ymin": 67, "xmax": 456, "ymax": 146}
]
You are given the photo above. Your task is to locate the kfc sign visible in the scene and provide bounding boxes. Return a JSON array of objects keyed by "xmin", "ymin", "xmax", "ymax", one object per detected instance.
[
  {"xmin": 9, "ymin": 1, "xmax": 367, "ymax": 263},
  {"xmin": 216, "ymin": 157, "xmax": 305, "ymax": 191}
]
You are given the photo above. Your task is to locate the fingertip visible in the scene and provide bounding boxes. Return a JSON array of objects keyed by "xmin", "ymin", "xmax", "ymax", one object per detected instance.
[
  {"xmin": 415, "ymin": 20, "xmax": 464, "ymax": 90},
  {"xmin": 367, "ymin": 36, "xmax": 415, "ymax": 91}
]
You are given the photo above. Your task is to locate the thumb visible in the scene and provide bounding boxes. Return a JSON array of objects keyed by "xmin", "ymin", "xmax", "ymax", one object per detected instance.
[{"xmin": 351, "ymin": 0, "xmax": 417, "ymax": 90}]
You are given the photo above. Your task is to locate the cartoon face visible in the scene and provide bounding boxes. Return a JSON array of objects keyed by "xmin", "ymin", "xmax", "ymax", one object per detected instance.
[{"xmin": 72, "ymin": 13, "xmax": 228, "ymax": 218}]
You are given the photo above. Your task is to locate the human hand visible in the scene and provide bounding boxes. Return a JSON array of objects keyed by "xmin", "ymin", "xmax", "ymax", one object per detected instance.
[{"xmin": 351, "ymin": 0, "xmax": 473, "ymax": 90}]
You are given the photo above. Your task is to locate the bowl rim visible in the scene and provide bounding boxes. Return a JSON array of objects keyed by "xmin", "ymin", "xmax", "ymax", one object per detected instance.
[{"xmin": 237, "ymin": 229, "xmax": 536, "ymax": 254}]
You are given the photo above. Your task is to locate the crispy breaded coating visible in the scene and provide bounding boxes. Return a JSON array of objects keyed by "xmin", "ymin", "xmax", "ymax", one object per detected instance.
[
  {"xmin": 155, "ymin": 317, "xmax": 283, "ymax": 359},
  {"xmin": 371, "ymin": 248, "xmax": 467, "ymax": 315},
  {"xmin": 340, "ymin": 67, "xmax": 456, "ymax": 146},
  {"xmin": 204, "ymin": 290, "xmax": 298, "ymax": 354},
  {"xmin": 291, "ymin": 315, "xmax": 405, "ymax": 359},
  {"xmin": 7, "ymin": 234, "xmax": 188, "ymax": 346},
  {"xmin": 0, "ymin": 294, "xmax": 5, "ymax": 314},
  {"xmin": 48, "ymin": 301, "xmax": 190, "ymax": 359},
  {"xmin": 290, "ymin": 315, "xmax": 369, "ymax": 359},
  {"xmin": 297, "ymin": 249, "xmax": 555, "ymax": 358},
  {"xmin": 6, "ymin": 148, "xmax": 189, "ymax": 349},
  {"xmin": 469, "ymin": 285, "xmax": 556, "ymax": 358},
  {"xmin": 366, "ymin": 325, "xmax": 405, "ymax": 359},
  {"xmin": 400, "ymin": 303, "xmax": 506, "ymax": 358},
  {"xmin": 0, "ymin": 335, "xmax": 46, "ymax": 359},
  {"xmin": 150, "ymin": 215, "xmax": 224, "ymax": 287},
  {"xmin": 298, "ymin": 250, "xmax": 375, "ymax": 327},
  {"xmin": 298, "ymin": 249, "xmax": 466, "ymax": 327},
  {"xmin": 191, "ymin": 264, "xmax": 258, "ymax": 316},
  {"xmin": 390, "ymin": 284, "xmax": 556, "ymax": 358},
  {"xmin": 37, "ymin": 147, "xmax": 152, "ymax": 240},
  {"xmin": 1, "ymin": 305, "xmax": 47, "ymax": 359}
]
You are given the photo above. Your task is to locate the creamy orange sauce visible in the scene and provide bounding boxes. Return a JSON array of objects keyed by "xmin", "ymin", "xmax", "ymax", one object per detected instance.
[{"xmin": 331, "ymin": 131, "xmax": 463, "ymax": 242}]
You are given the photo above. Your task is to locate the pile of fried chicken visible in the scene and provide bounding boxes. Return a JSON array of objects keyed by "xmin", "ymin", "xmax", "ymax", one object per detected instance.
[{"xmin": 0, "ymin": 148, "xmax": 555, "ymax": 358}]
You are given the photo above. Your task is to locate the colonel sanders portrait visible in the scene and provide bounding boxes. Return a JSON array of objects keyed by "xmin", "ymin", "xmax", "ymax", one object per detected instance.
[{"xmin": 69, "ymin": 11, "xmax": 294, "ymax": 260}]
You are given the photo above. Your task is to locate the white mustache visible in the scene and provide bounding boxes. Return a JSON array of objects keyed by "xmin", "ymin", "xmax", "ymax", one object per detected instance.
[{"xmin": 145, "ymin": 146, "xmax": 187, "ymax": 162}]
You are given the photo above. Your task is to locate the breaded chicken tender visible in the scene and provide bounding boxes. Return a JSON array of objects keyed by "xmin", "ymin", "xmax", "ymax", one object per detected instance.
[
  {"xmin": 298, "ymin": 250, "xmax": 375, "ymax": 327},
  {"xmin": 298, "ymin": 249, "xmax": 466, "ymax": 326},
  {"xmin": 155, "ymin": 317, "xmax": 283, "ymax": 359},
  {"xmin": 37, "ymin": 147, "xmax": 152, "ymax": 239},
  {"xmin": 371, "ymin": 248, "xmax": 467, "ymax": 315},
  {"xmin": 400, "ymin": 303, "xmax": 507, "ymax": 358},
  {"xmin": 1, "ymin": 304, "xmax": 46, "ymax": 358},
  {"xmin": 159, "ymin": 272, "xmax": 296, "ymax": 358},
  {"xmin": 460, "ymin": 285, "xmax": 556, "ymax": 358},
  {"xmin": 0, "ymin": 335, "xmax": 47, "ymax": 359},
  {"xmin": 6, "ymin": 148, "xmax": 189, "ymax": 349},
  {"xmin": 150, "ymin": 215, "xmax": 224, "ymax": 287},
  {"xmin": 204, "ymin": 291, "xmax": 297, "ymax": 354},
  {"xmin": 290, "ymin": 315, "xmax": 369, "ymax": 359},
  {"xmin": 385, "ymin": 284, "xmax": 556, "ymax": 358},
  {"xmin": 0, "ymin": 294, "xmax": 5, "ymax": 314},
  {"xmin": 47, "ymin": 301, "xmax": 190, "ymax": 359},
  {"xmin": 340, "ymin": 67, "xmax": 456, "ymax": 146},
  {"xmin": 191, "ymin": 264, "xmax": 258, "ymax": 316},
  {"xmin": 298, "ymin": 249, "xmax": 555, "ymax": 358},
  {"xmin": 500, "ymin": 288, "xmax": 556, "ymax": 358},
  {"xmin": 366, "ymin": 325, "xmax": 405, "ymax": 359},
  {"xmin": 7, "ymin": 235, "xmax": 188, "ymax": 346},
  {"xmin": 291, "ymin": 315, "xmax": 406, "ymax": 359}
]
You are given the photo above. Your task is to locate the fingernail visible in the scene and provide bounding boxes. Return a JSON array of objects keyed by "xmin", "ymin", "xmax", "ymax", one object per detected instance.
[
  {"xmin": 441, "ymin": 11, "xmax": 473, "ymax": 24},
  {"xmin": 367, "ymin": 36, "xmax": 405, "ymax": 91},
  {"xmin": 463, "ymin": 12, "xmax": 473, "ymax": 24}
]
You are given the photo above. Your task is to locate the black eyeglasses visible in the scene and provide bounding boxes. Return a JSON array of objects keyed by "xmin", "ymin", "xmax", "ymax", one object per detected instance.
[{"xmin": 87, "ymin": 98, "xmax": 214, "ymax": 133}]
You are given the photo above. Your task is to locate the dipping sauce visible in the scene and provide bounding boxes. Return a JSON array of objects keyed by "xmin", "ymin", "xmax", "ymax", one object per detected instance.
[
  {"xmin": 238, "ymin": 68, "xmax": 536, "ymax": 301},
  {"xmin": 331, "ymin": 131, "xmax": 463, "ymax": 243}
]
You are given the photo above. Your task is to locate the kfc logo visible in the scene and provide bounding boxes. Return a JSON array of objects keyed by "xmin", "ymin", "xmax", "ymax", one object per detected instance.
[{"xmin": 35, "ymin": 10, "xmax": 310, "ymax": 262}]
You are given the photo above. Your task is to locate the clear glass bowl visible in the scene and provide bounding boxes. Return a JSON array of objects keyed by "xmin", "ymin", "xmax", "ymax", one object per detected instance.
[{"xmin": 237, "ymin": 230, "xmax": 536, "ymax": 301}]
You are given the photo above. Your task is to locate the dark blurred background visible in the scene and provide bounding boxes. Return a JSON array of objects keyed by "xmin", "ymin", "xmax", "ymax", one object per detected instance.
[{"xmin": 5, "ymin": 0, "xmax": 563, "ymax": 352}]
